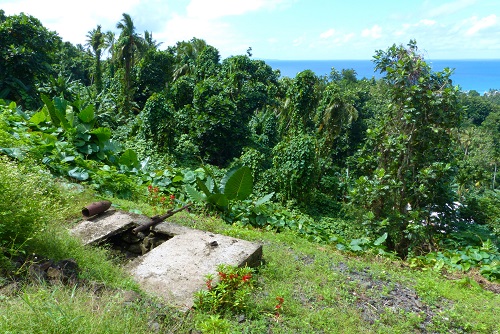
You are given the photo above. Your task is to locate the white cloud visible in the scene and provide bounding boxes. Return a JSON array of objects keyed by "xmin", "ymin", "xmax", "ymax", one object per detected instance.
[
  {"xmin": 361, "ymin": 25, "xmax": 382, "ymax": 39},
  {"xmin": 419, "ymin": 19, "xmax": 436, "ymax": 26},
  {"xmin": 426, "ymin": 0, "xmax": 477, "ymax": 17},
  {"xmin": 465, "ymin": 14, "xmax": 497, "ymax": 36},
  {"xmin": 293, "ymin": 35, "xmax": 305, "ymax": 47},
  {"xmin": 185, "ymin": 0, "xmax": 287, "ymax": 19},
  {"xmin": 1, "ymin": 0, "xmax": 141, "ymax": 45},
  {"xmin": 320, "ymin": 29, "xmax": 335, "ymax": 39}
]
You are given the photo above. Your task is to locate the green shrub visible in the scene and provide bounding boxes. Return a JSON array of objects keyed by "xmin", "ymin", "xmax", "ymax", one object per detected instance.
[
  {"xmin": 0, "ymin": 156, "xmax": 68, "ymax": 257},
  {"xmin": 461, "ymin": 190, "xmax": 500, "ymax": 236}
]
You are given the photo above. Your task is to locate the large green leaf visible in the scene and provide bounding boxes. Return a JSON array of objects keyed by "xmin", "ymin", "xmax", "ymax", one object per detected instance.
[
  {"xmin": 185, "ymin": 184, "xmax": 206, "ymax": 203},
  {"xmin": 373, "ymin": 232, "xmax": 388, "ymax": 246},
  {"xmin": 41, "ymin": 94, "xmax": 59, "ymax": 127},
  {"xmin": 223, "ymin": 166, "xmax": 253, "ymax": 200},
  {"xmin": 54, "ymin": 97, "xmax": 70, "ymax": 130},
  {"xmin": 255, "ymin": 192, "xmax": 274, "ymax": 206},
  {"xmin": 78, "ymin": 104, "xmax": 95, "ymax": 123},
  {"xmin": 30, "ymin": 110, "xmax": 46, "ymax": 125},
  {"xmin": 220, "ymin": 165, "xmax": 239, "ymax": 192},
  {"xmin": 208, "ymin": 193, "xmax": 229, "ymax": 207},
  {"xmin": 90, "ymin": 127, "xmax": 112, "ymax": 144},
  {"xmin": 68, "ymin": 167, "xmax": 89, "ymax": 181},
  {"xmin": 196, "ymin": 178, "xmax": 212, "ymax": 197},
  {"xmin": 206, "ymin": 176, "xmax": 215, "ymax": 193},
  {"xmin": 0, "ymin": 147, "xmax": 25, "ymax": 160},
  {"xmin": 118, "ymin": 149, "xmax": 139, "ymax": 168}
]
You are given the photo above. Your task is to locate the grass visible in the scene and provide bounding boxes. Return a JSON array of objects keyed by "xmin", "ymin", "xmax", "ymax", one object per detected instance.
[{"xmin": 1, "ymin": 190, "xmax": 499, "ymax": 333}]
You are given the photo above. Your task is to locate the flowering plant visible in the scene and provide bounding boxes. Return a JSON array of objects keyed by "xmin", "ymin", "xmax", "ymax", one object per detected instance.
[
  {"xmin": 147, "ymin": 184, "xmax": 175, "ymax": 213},
  {"xmin": 193, "ymin": 264, "xmax": 255, "ymax": 315}
]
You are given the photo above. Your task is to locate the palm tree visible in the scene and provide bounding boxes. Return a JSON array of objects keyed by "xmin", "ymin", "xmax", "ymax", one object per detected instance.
[
  {"xmin": 316, "ymin": 84, "xmax": 357, "ymax": 153},
  {"xmin": 116, "ymin": 13, "xmax": 145, "ymax": 91},
  {"xmin": 85, "ymin": 25, "xmax": 104, "ymax": 92},
  {"xmin": 144, "ymin": 30, "xmax": 162, "ymax": 50},
  {"xmin": 103, "ymin": 31, "xmax": 116, "ymax": 77},
  {"xmin": 173, "ymin": 37, "xmax": 207, "ymax": 81}
]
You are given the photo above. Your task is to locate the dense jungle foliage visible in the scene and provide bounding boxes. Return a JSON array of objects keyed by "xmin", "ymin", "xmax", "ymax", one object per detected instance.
[{"xmin": 1, "ymin": 10, "xmax": 499, "ymax": 282}]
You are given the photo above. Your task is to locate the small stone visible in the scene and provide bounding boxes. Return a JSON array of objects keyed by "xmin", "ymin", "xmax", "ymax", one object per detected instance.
[{"xmin": 148, "ymin": 321, "xmax": 161, "ymax": 332}]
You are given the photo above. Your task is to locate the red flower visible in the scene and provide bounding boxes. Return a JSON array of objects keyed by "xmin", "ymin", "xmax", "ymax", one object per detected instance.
[
  {"xmin": 242, "ymin": 274, "xmax": 252, "ymax": 282},
  {"xmin": 160, "ymin": 197, "xmax": 166, "ymax": 202},
  {"xmin": 276, "ymin": 296, "xmax": 284, "ymax": 304},
  {"xmin": 275, "ymin": 304, "xmax": 282, "ymax": 310},
  {"xmin": 148, "ymin": 185, "xmax": 153, "ymax": 191},
  {"xmin": 206, "ymin": 279, "xmax": 213, "ymax": 290},
  {"xmin": 170, "ymin": 194, "xmax": 175, "ymax": 200},
  {"xmin": 153, "ymin": 187, "xmax": 159, "ymax": 193},
  {"xmin": 218, "ymin": 272, "xmax": 227, "ymax": 280}
]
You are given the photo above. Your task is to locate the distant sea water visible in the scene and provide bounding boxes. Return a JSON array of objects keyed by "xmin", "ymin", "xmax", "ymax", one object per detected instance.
[{"xmin": 264, "ymin": 59, "xmax": 500, "ymax": 94}]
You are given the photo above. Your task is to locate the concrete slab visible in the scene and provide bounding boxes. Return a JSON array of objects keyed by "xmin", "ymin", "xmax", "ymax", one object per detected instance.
[
  {"xmin": 70, "ymin": 210, "xmax": 263, "ymax": 310},
  {"xmin": 70, "ymin": 210, "xmax": 150, "ymax": 245}
]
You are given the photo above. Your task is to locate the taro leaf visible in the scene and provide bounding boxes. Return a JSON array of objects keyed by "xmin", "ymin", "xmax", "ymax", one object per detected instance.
[
  {"xmin": 220, "ymin": 165, "xmax": 239, "ymax": 192},
  {"xmin": 223, "ymin": 166, "xmax": 253, "ymax": 200},
  {"xmin": 255, "ymin": 192, "xmax": 274, "ymax": 206},
  {"xmin": 183, "ymin": 170, "xmax": 195, "ymax": 183},
  {"xmin": 61, "ymin": 155, "xmax": 75, "ymax": 162},
  {"xmin": 196, "ymin": 178, "xmax": 212, "ymax": 197},
  {"xmin": 30, "ymin": 110, "xmax": 46, "ymax": 125},
  {"xmin": 208, "ymin": 193, "xmax": 229, "ymax": 208},
  {"xmin": 103, "ymin": 140, "xmax": 121, "ymax": 153},
  {"xmin": 185, "ymin": 184, "xmax": 207, "ymax": 203},
  {"xmin": 78, "ymin": 144, "xmax": 93, "ymax": 155},
  {"xmin": 75, "ymin": 124, "xmax": 90, "ymax": 138},
  {"xmin": 172, "ymin": 175, "xmax": 184, "ymax": 183},
  {"xmin": 68, "ymin": 167, "xmax": 89, "ymax": 181},
  {"xmin": 78, "ymin": 104, "xmax": 95, "ymax": 123},
  {"xmin": 118, "ymin": 149, "xmax": 139, "ymax": 168},
  {"xmin": 349, "ymin": 245, "xmax": 363, "ymax": 252},
  {"xmin": 373, "ymin": 232, "xmax": 388, "ymax": 246},
  {"xmin": 336, "ymin": 243, "xmax": 346, "ymax": 251},
  {"xmin": 0, "ymin": 147, "xmax": 25, "ymax": 160},
  {"xmin": 95, "ymin": 151, "xmax": 105, "ymax": 161},
  {"xmin": 349, "ymin": 239, "xmax": 364, "ymax": 252},
  {"xmin": 90, "ymin": 127, "xmax": 111, "ymax": 144},
  {"xmin": 74, "ymin": 140, "xmax": 86, "ymax": 147}
]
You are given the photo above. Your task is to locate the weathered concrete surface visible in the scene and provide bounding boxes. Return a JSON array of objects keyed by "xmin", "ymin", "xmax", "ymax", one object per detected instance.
[
  {"xmin": 70, "ymin": 210, "xmax": 263, "ymax": 310},
  {"xmin": 70, "ymin": 210, "xmax": 150, "ymax": 245}
]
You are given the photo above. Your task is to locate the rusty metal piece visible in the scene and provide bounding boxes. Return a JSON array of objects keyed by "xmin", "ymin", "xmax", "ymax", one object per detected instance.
[
  {"xmin": 132, "ymin": 203, "xmax": 193, "ymax": 234},
  {"xmin": 82, "ymin": 200, "xmax": 112, "ymax": 217}
]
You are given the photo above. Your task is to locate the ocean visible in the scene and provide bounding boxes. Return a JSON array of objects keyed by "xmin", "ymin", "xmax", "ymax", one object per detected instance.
[{"xmin": 264, "ymin": 59, "xmax": 500, "ymax": 94}]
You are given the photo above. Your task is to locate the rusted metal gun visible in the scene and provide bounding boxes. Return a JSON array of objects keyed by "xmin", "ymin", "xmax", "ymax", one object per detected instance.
[{"xmin": 132, "ymin": 203, "xmax": 193, "ymax": 234}]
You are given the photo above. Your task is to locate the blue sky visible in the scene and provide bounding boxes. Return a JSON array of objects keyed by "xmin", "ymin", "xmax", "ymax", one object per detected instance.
[{"xmin": 1, "ymin": 0, "xmax": 499, "ymax": 60}]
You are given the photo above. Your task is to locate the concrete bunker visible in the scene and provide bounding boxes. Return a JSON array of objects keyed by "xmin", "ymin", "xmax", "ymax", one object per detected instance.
[{"xmin": 71, "ymin": 202, "xmax": 263, "ymax": 310}]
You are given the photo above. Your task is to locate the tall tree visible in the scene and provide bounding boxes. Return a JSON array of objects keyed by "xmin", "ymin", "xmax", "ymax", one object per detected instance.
[
  {"xmin": 173, "ymin": 38, "xmax": 207, "ymax": 81},
  {"xmin": 86, "ymin": 25, "xmax": 104, "ymax": 92},
  {"xmin": 349, "ymin": 40, "xmax": 462, "ymax": 256},
  {"xmin": 116, "ymin": 13, "xmax": 145, "ymax": 113},
  {"xmin": 0, "ymin": 12, "xmax": 60, "ymax": 109},
  {"xmin": 144, "ymin": 30, "xmax": 162, "ymax": 50}
]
